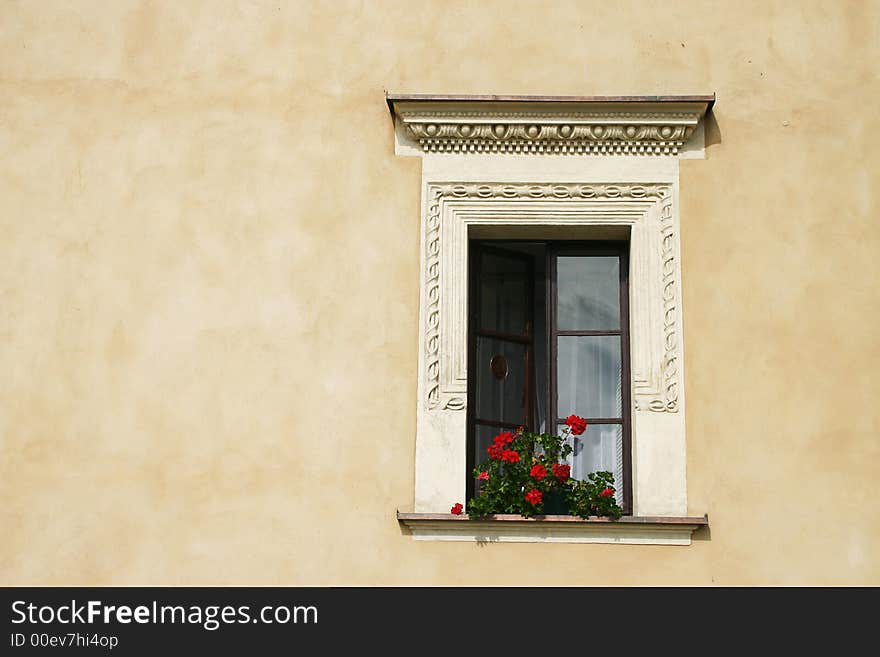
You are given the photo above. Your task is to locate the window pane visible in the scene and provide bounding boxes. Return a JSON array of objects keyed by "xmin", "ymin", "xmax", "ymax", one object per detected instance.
[
  {"xmin": 557, "ymin": 335, "xmax": 621, "ymax": 418},
  {"xmin": 558, "ymin": 422, "xmax": 623, "ymax": 506},
  {"xmin": 474, "ymin": 337, "xmax": 526, "ymax": 425},
  {"xmin": 480, "ymin": 252, "xmax": 529, "ymax": 334},
  {"xmin": 557, "ymin": 256, "xmax": 619, "ymax": 330}
]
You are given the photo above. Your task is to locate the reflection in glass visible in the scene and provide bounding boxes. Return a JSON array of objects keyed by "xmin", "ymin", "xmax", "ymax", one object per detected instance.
[
  {"xmin": 475, "ymin": 338, "xmax": 526, "ymax": 426},
  {"xmin": 557, "ymin": 336, "xmax": 621, "ymax": 418},
  {"xmin": 480, "ymin": 253, "xmax": 529, "ymax": 334},
  {"xmin": 557, "ymin": 256, "xmax": 619, "ymax": 330}
]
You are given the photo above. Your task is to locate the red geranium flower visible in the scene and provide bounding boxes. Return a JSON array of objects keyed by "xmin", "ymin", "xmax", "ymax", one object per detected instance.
[
  {"xmin": 529, "ymin": 464, "xmax": 547, "ymax": 480},
  {"xmin": 500, "ymin": 449, "xmax": 520, "ymax": 463},
  {"xmin": 487, "ymin": 444, "xmax": 504, "ymax": 460},
  {"xmin": 493, "ymin": 431, "xmax": 515, "ymax": 446},
  {"xmin": 477, "ymin": 471, "xmax": 489, "ymax": 481},
  {"xmin": 451, "ymin": 502, "xmax": 463, "ymax": 515},
  {"xmin": 552, "ymin": 463, "xmax": 571, "ymax": 482},
  {"xmin": 600, "ymin": 487, "xmax": 614, "ymax": 498},
  {"xmin": 524, "ymin": 489, "xmax": 543, "ymax": 506},
  {"xmin": 565, "ymin": 414, "xmax": 588, "ymax": 435}
]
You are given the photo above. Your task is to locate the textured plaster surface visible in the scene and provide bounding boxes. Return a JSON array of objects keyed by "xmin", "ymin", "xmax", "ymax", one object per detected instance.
[{"xmin": 1, "ymin": 0, "xmax": 878, "ymax": 584}]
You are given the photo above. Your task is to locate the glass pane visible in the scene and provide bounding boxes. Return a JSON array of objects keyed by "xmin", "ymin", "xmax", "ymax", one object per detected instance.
[
  {"xmin": 557, "ymin": 335, "xmax": 621, "ymax": 418},
  {"xmin": 558, "ymin": 422, "xmax": 624, "ymax": 506},
  {"xmin": 474, "ymin": 337, "xmax": 526, "ymax": 425},
  {"xmin": 557, "ymin": 256, "xmax": 619, "ymax": 330},
  {"xmin": 480, "ymin": 252, "xmax": 529, "ymax": 334}
]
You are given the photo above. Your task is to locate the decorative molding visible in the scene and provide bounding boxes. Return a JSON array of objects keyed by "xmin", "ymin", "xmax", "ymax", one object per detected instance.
[
  {"xmin": 658, "ymin": 192, "xmax": 679, "ymax": 412},
  {"xmin": 423, "ymin": 182, "xmax": 679, "ymax": 414},
  {"xmin": 396, "ymin": 96, "xmax": 708, "ymax": 515},
  {"xmin": 397, "ymin": 512, "xmax": 708, "ymax": 546},
  {"xmin": 389, "ymin": 96, "xmax": 712, "ymax": 156}
]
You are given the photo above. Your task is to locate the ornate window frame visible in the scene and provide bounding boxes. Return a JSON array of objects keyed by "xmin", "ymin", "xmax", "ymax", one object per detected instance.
[{"xmin": 389, "ymin": 95, "xmax": 713, "ymax": 543}]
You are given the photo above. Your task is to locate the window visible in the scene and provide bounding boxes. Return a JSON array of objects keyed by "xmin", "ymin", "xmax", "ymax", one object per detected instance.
[
  {"xmin": 467, "ymin": 241, "xmax": 632, "ymax": 513},
  {"xmin": 388, "ymin": 93, "xmax": 713, "ymax": 543}
]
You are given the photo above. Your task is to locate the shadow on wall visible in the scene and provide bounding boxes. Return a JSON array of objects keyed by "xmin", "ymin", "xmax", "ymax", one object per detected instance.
[
  {"xmin": 397, "ymin": 515, "xmax": 412, "ymax": 537},
  {"xmin": 704, "ymin": 109, "xmax": 722, "ymax": 150},
  {"xmin": 692, "ymin": 523, "xmax": 712, "ymax": 542}
]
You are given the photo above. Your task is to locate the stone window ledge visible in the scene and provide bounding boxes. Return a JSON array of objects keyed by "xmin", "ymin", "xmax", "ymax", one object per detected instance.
[{"xmin": 397, "ymin": 511, "xmax": 708, "ymax": 546}]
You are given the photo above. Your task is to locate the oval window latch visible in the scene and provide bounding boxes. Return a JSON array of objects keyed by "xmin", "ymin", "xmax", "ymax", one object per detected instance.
[{"xmin": 489, "ymin": 354, "xmax": 509, "ymax": 380}]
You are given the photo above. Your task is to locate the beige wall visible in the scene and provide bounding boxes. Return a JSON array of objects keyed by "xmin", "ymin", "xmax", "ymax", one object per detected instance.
[{"xmin": 1, "ymin": 0, "xmax": 878, "ymax": 585}]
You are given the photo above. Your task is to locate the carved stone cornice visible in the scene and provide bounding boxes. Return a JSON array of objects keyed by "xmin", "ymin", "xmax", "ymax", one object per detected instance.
[{"xmin": 388, "ymin": 94, "xmax": 714, "ymax": 156}]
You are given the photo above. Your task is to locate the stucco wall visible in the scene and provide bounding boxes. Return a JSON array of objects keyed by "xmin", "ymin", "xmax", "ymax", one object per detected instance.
[{"xmin": 1, "ymin": 0, "xmax": 877, "ymax": 585}]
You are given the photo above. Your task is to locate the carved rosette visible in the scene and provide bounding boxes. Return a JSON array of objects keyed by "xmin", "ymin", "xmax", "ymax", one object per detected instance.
[{"xmin": 423, "ymin": 183, "xmax": 680, "ymax": 414}]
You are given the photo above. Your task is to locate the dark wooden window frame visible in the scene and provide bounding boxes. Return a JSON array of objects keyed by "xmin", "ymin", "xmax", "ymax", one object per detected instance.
[
  {"xmin": 548, "ymin": 241, "xmax": 633, "ymax": 513},
  {"xmin": 466, "ymin": 243, "xmax": 535, "ymax": 501},
  {"xmin": 467, "ymin": 240, "xmax": 633, "ymax": 514}
]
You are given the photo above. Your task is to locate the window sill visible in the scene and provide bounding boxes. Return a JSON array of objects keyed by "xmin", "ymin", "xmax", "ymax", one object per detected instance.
[{"xmin": 397, "ymin": 511, "xmax": 708, "ymax": 546}]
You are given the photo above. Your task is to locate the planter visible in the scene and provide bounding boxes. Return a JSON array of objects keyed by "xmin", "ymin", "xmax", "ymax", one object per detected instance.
[{"xmin": 543, "ymin": 490, "xmax": 571, "ymax": 515}]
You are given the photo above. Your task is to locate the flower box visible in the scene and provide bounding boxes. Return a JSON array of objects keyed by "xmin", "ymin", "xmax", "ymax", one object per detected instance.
[{"xmin": 452, "ymin": 416, "xmax": 624, "ymax": 521}]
